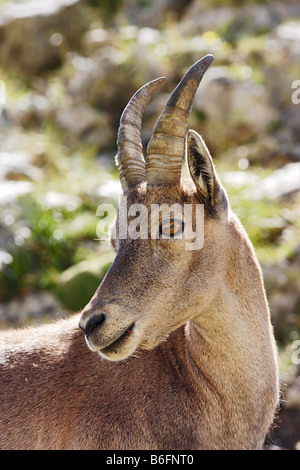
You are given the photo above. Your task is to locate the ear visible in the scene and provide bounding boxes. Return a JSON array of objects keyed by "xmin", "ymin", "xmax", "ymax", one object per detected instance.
[{"xmin": 186, "ymin": 129, "xmax": 228, "ymax": 215}]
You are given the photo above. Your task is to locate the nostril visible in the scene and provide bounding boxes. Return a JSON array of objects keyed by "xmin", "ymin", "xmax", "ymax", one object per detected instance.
[{"xmin": 83, "ymin": 314, "xmax": 105, "ymax": 337}]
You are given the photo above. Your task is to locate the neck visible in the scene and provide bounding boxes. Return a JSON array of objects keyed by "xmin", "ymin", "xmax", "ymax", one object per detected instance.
[
  {"xmin": 180, "ymin": 221, "xmax": 277, "ymax": 398},
  {"xmin": 186, "ymin": 266, "xmax": 272, "ymax": 381}
]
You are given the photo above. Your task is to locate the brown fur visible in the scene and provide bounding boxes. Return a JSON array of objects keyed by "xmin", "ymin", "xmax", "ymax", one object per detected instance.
[{"xmin": 0, "ymin": 157, "xmax": 278, "ymax": 448}]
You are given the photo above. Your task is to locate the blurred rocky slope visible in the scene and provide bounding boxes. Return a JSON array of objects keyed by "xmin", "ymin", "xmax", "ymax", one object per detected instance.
[{"xmin": 0, "ymin": 0, "xmax": 299, "ymax": 449}]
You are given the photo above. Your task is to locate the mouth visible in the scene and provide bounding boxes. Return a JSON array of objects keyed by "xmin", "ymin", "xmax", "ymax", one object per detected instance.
[{"xmin": 95, "ymin": 322, "xmax": 135, "ymax": 356}]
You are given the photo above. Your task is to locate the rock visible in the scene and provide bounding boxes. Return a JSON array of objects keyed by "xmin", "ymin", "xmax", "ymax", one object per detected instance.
[
  {"xmin": 56, "ymin": 103, "xmax": 113, "ymax": 150},
  {"xmin": 241, "ymin": 131, "xmax": 300, "ymax": 167},
  {"xmin": 0, "ymin": 290, "xmax": 70, "ymax": 329},
  {"xmin": 82, "ymin": 28, "xmax": 111, "ymax": 56},
  {"xmin": 8, "ymin": 92, "xmax": 54, "ymax": 128},
  {"xmin": 223, "ymin": 162, "xmax": 300, "ymax": 202},
  {"xmin": 56, "ymin": 250, "xmax": 115, "ymax": 312},
  {"xmin": 122, "ymin": 0, "xmax": 193, "ymax": 29},
  {"xmin": 193, "ymin": 67, "xmax": 278, "ymax": 151},
  {"xmin": 182, "ymin": 1, "xmax": 300, "ymax": 39},
  {"xmin": 264, "ymin": 21, "xmax": 300, "ymax": 147},
  {"xmin": 251, "ymin": 162, "xmax": 300, "ymax": 200},
  {"xmin": 67, "ymin": 47, "xmax": 165, "ymax": 125},
  {"xmin": 273, "ymin": 21, "xmax": 300, "ymax": 55},
  {"xmin": 0, "ymin": 0, "xmax": 88, "ymax": 78},
  {"xmin": 263, "ymin": 245, "xmax": 300, "ymax": 346},
  {"xmin": 67, "ymin": 50, "xmax": 139, "ymax": 121},
  {"xmin": 0, "ymin": 150, "xmax": 43, "ymax": 182},
  {"xmin": 0, "ymin": 181, "xmax": 34, "ymax": 206},
  {"xmin": 180, "ymin": 4, "xmax": 235, "ymax": 37}
]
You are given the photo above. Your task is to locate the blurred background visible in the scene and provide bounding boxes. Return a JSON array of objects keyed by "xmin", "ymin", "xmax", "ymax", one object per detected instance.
[{"xmin": 0, "ymin": 0, "xmax": 299, "ymax": 449}]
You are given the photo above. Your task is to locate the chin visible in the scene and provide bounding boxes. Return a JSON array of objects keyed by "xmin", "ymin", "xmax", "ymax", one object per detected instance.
[{"xmin": 97, "ymin": 335, "xmax": 139, "ymax": 362}]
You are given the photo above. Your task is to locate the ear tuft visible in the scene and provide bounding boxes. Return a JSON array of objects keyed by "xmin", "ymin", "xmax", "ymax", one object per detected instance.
[
  {"xmin": 186, "ymin": 129, "xmax": 227, "ymax": 213},
  {"xmin": 187, "ymin": 130, "xmax": 214, "ymax": 201}
]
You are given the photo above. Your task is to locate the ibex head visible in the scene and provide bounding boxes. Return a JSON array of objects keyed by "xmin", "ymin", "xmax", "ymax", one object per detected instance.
[{"xmin": 79, "ymin": 55, "xmax": 230, "ymax": 361}]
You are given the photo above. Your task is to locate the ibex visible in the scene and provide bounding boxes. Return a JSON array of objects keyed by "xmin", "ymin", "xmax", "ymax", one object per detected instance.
[{"xmin": 0, "ymin": 55, "xmax": 278, "ymax": 450}]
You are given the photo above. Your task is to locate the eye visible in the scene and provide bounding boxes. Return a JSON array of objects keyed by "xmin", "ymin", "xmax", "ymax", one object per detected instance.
[{"xmin": 159, "ymin": 218, "xmax": 184, "ymax": 238}]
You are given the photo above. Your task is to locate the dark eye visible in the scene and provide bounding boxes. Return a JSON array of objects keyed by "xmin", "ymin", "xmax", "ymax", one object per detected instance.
[{"xmin": 159, "ymin": 218, "xmax": 184, "ymax": 238}]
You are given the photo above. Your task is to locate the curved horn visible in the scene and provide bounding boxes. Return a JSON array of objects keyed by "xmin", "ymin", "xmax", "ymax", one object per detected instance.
[
  {"xmin": 116, "ymin": 77, "xmax": 167, "ymax": 193},
  {"xmin": 146, "ymin": 54, "xmax": 214, "ymax": 185}
]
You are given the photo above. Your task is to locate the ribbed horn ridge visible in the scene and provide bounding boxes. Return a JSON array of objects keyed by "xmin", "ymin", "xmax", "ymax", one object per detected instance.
[
  {"xmin": 116, "ymin": 77, "xmax": 167, "ymax": 193},
  {"xmin": 146, "ymin": 54, "xmax": 214, "ymax": 185}
]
